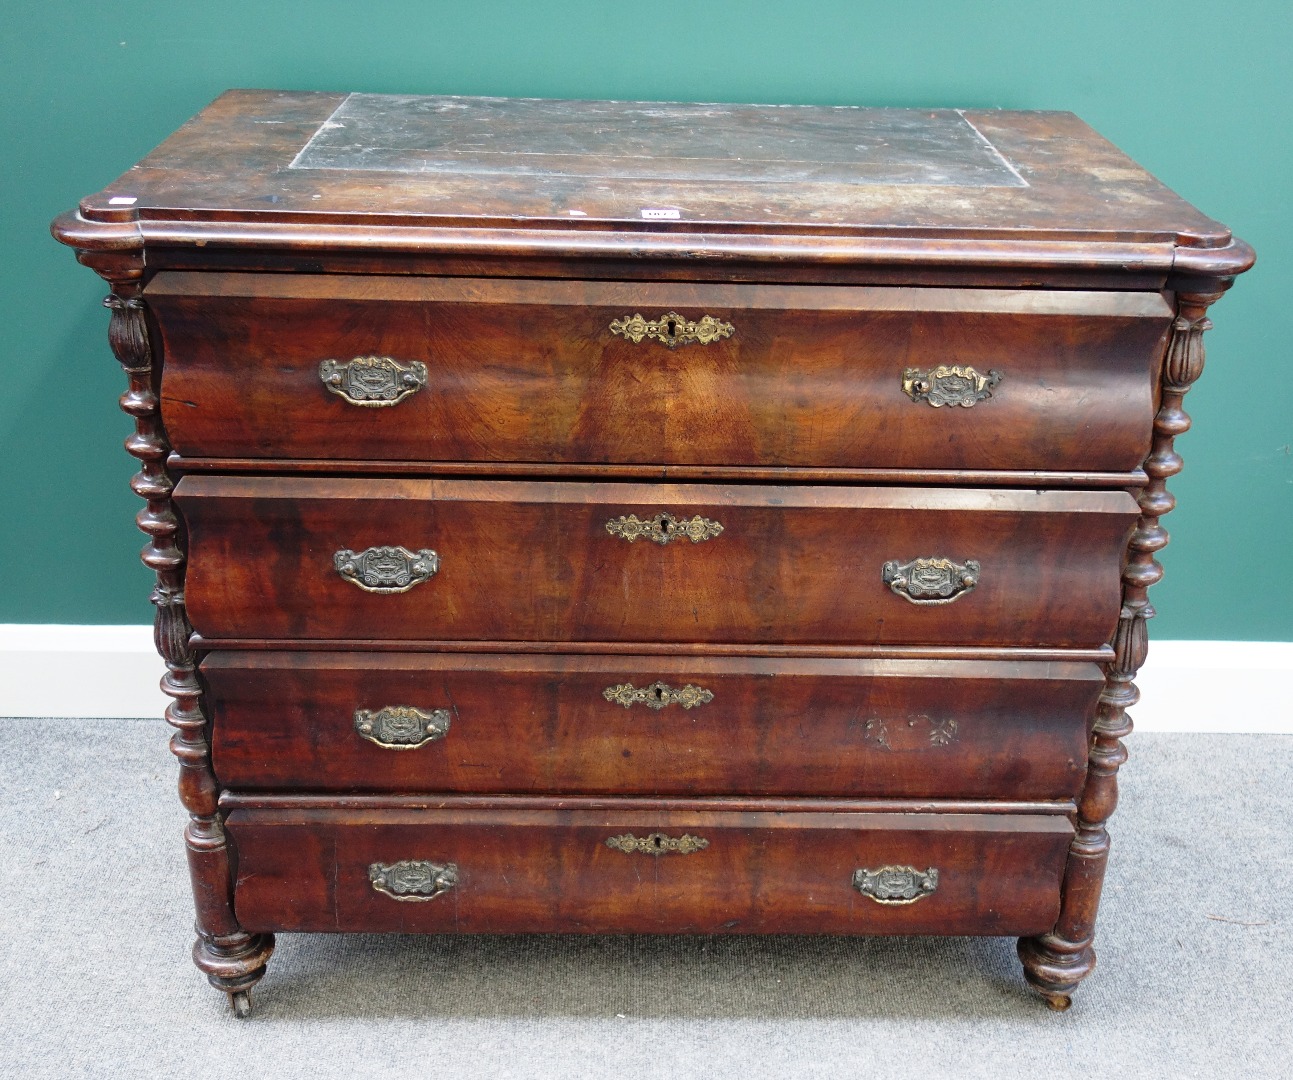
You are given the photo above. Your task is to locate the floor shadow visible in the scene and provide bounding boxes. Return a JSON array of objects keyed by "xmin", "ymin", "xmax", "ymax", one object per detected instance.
[{"xmin": 258, "ymin": 932, "xmax": 1055, "ymax": 1022}]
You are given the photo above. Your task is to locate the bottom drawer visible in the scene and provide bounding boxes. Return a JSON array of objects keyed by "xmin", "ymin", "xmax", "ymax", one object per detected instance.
[{"xmin": 227, "ymin": 805, "xmax": 1072, "ymax": 936}]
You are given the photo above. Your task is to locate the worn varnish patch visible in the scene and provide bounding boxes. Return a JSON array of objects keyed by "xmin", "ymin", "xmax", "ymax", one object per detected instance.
[
  {"xmin": 62, "ymin": 89, "xmax": 1241, "ymax": 248},
  {"xmin": 291, "ymin": 94, "xmax": 1029, "ymax": 188}
]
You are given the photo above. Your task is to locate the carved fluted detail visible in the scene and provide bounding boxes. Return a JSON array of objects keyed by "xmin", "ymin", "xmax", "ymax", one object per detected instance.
[
  {"xmin": 104, "ymin": 285, "xmax": 273, "ymax": 1017},
  {"xmin": 105, "ymin": 294, "xmax": 151, "ymax": 373},
  {"xmin": 1018, "ymin": 286, "xmax": 1228, "ymax": 1009}
]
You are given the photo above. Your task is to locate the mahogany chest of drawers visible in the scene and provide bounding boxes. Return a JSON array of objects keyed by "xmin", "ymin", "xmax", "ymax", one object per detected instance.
[{"xmin": 53, "ymin": 91, "xmax": 1253, "ymax": 1017}]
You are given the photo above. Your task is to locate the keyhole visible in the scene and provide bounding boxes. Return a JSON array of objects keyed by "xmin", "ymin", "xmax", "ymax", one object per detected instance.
[
  {"xmin": 666, "ymin": 318, "xmax": 677, "ymax": 338},
  {"xmin": 652, "ymin": 835, "xmax": 663, "ymax": 849},
  {"xmin": 652, "ymin": 687, "xmax": 666, "ymax": 704}
]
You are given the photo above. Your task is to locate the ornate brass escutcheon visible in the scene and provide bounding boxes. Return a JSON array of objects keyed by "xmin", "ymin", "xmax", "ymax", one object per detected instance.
[
  {"xmin": 901, "ymin": 364, "xmax": 1001, "ymax": 408},
  {"xmin": 603, "ymin": 681, "xmax": 714, "ymax": 710},
  {"xmin": 605, "ymin": 832, "xmax": 709, "ymax": 855},
  {"xmin": 882, "ymin": 556, "xmax": 980, "ymax": 604},
  {"xmin": 605, "ymin": 512, "xmax": 723, "ymax": 545},
  {"xmin": 369, "ymin": 860, "xmax": 458, "ymax": 901},
  {"xmin": 334, "ymin": 546, "xmax": 440, "ymax": 593},
  {"xmin": 354, "ymin": 706, "xmax": 451, "ymax": 749},
  {"xmin": 319, "ymin": 355, "xmax": 428, "ymax": 406},
  {"xmin": 852, "ymin": 865, "xmax": 939, "ymax": 905},
  {"xmin": 609, "ymin": 311, "xmax": 735, "ymax": 348}
]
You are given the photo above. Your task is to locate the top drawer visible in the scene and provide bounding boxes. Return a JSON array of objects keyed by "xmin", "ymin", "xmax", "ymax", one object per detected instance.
[{"xmin": 148, "ymin": 274, "xmax": 1170, "ymax": 473}]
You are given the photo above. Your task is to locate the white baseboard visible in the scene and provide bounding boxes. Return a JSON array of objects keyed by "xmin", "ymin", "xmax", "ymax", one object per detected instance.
[
  {"xmin": 0, "ymin": 625, "xmax": 171, "ymax": 719},
  {"xmin": 1128, "ymin": 640, "xmax": 1291, "ymax": 734},
  {"xmin": 0, "ymin": 624, "xmax": 1289, "ymax": 733}
]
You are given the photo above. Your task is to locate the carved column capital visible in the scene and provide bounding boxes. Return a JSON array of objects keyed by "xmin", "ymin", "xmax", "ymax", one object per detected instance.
[
  {"xmin": 104, "ymin": 294, "xmax": 152, "ymax": 374},
  {"xmin": 1163, "ymin": 308, "xmax": 1212, "ymax": 392}
]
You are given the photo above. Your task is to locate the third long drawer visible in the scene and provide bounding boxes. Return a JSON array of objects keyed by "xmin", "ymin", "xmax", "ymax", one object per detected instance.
[
  {"xmin": 205, "ymin": 651, "xmax": 1102, "ymax": 799},
  {"xmin": 178, "ymin": 478, "xmax": 1139, "ymax": 647}
]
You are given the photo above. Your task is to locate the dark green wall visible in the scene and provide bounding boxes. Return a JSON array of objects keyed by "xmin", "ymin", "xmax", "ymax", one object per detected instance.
[{"xmin": 4, "ymin": 1, "xmax": 1290, "ymax": 637}]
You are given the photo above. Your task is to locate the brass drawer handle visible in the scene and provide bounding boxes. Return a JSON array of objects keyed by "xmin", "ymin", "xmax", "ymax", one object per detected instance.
[
  {"xmin": 609, "ymin": 311, "xmax": 734, "ymax": 348},
  {"xmin": 606, "ymin": 832, "xmax": 709, "ymax": 856},
  {"xmin": 606, "ymin": 512, "xmax": 723, "ymax": 544},
  {"xmin": 603, "ymin": 681, "xmax": 714, "ymax": 710},
  {"xmin": 902, "ymin": 364, "xmax": 1001, "ymax": 408},
  {"xmin": 369, "ymin": 860, "xmax": 457, "ymax": 901},
  {"xmin": 355, "ymin": 706, "xmax": 450, "ymax": 749},
  {"xmin": 883, "ymin": 557, "xmax": 979, "ymax": 605},
  {"xmin": 319, "ymin": 355, "xmax": 428, "ymax": 406},
  {"xmin": 334, "ymin": 546, "xmax": 440, "ymax": 593},
  {"xmin": 853, "ymin": 865, "xmax": 939, "ymax": 905}
]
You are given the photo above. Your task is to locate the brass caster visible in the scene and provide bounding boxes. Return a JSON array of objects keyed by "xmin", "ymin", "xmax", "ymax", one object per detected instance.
[
  {"xmin": 229, "ymin": 990, "xmax": 253, "ymax": 1019},
  {"xmin": 1041, "ymin": 991, "xmax": 1072, "ymax": 1012}
]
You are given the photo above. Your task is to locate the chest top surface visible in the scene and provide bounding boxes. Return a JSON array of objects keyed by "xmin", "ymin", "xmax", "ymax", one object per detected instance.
[{"xmin": 72, "ymin": 91, "xmax": 1232, "ymax": 241}]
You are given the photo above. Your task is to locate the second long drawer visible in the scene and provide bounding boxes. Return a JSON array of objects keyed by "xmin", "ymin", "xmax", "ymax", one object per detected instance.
[
  {"xmin": 204, "ymin": 651, "xmax": 1102, "ymax": 799},
  {"xmin": 178, "ymin": 478, "xmax": 1138, "ymax": 647}
]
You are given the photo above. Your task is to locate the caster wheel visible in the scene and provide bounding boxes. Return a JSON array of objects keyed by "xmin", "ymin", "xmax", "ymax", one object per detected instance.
[
  {"xmin": 230, "ymin": 990, "xmax": 253, "ymax": 1019},
  {"xmin": 1042, "ymin": 991, "xmax": 1072, "ymax": 1012}
]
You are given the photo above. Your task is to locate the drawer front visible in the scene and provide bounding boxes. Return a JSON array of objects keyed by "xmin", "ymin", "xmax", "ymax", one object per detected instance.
[
  {"xmin": 227, "ymin": 807, "xmax": 1072, "ymax": 936},
  {"xmin": 178, "ymin": 477, "xmax": 1138, "ymax": 647},
  {"xmin": 206, "ymin": 652, "xmax": 1100, "ymax": 799},
  {"xmin": 149, "ymin": 273, "xmax": 1169, "ymax": 472}
]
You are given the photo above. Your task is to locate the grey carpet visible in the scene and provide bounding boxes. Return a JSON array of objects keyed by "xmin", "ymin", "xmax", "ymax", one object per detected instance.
[{"xmin": 0, "ymin": 720, "xmax": 1288, "ymax": 1080}]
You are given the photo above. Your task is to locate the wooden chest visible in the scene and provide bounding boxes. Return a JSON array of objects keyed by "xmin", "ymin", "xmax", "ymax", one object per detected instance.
[{"xmin": 53, "ymin": 92, "xmax": 1253, "ymax": 1016}]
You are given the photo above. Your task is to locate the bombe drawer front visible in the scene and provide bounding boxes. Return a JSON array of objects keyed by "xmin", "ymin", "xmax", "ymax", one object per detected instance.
[
  {"xmin": 205, "ymin": 651, "xmax": 1101, "ymax": 799},
  {"xmin": 177, "ymin": 477, "xmax": 1138, "ymax": 648},
  {"xmin": 150, "ymin": 273, "xmax": 1169, "ymax": 472},
  {"xmin": 227, "ymin": 805, "xmax": 1073, "ymax": 936}
]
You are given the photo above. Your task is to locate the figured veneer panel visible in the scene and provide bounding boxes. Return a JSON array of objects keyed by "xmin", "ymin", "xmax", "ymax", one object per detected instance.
[
  {"xmin": 176, "ymin": 478, "xmax": 1139, "ymax": 647},
  {"xmin": 227, "ymin": 806, "xmax": 1073, "ymax": 936},
  {"xmin": 205, "ymin": 651, "xmax": 1101, "ymax": 799},
  {"xmin": 148, "ymin": 274, "xmax": 1170, "ymax": 472}
]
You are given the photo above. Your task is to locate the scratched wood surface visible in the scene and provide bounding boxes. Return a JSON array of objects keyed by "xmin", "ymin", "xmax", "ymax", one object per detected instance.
[
  {"xmin": 293, "ymin": 96, "xmax": 1030, "ymax": 187},
  {"xmin": 68, "ymin": 90, "xmax": 1231, "ymax": 246}
]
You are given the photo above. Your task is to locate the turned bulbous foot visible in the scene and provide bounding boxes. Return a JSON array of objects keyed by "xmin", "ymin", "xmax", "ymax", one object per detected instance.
[
  {"xmin": 1017, "ymin": 933, "xmax": 1094, "ymax": 1010},
  {"xmin": 194, "ymin": 928, "xmax": 275, "ymax": 1017}
]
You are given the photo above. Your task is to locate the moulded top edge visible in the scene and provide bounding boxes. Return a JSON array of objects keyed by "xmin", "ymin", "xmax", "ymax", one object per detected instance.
[{"xmin": 51, "ymin": 90, "xmax": 1249, "ymax": 275}]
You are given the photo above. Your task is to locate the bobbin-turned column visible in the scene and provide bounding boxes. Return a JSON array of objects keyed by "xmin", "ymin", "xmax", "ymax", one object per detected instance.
[
  {"xmin": 1017, "ymin": 282, "xmax": 1231, "ymax": 1009},
  {"xmin": 93, "ymin": 256, "xmax": 274, "ymax": 1018}
]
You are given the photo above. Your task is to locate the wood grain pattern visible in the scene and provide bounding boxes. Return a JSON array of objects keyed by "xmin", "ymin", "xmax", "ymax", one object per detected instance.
[
  {"xmin": 64, "ymin": 91, "xmax": 1233, "ymax": 246},
  {"xmin": 124, "ymin": 239, "xmax": 1189, "ymax": 291},
  {"xmin": 204, "ymin": 651, "xmax": 1101, "ymax": 799},
  {"xmin": 191, "ymin": 638, "xmax": 1118, "ymax": 662},
  {"xmin": 220, "ymin": 792, "xmax": 1076, "ymax": 815},
  {"xmin": 149, "ymin": 274, "xmax": 1170, "ymax": 472},
  {"xmin": 168, "ymin": 455, "xmax": 1149, "ymax": 489},
  {"xmin": 176, "ymin": 478, "xmax": 1139, "ymax": 647},
  {"xmin": 227, "ymin": 806, "xmax": 1073, "ymax": 936}
]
